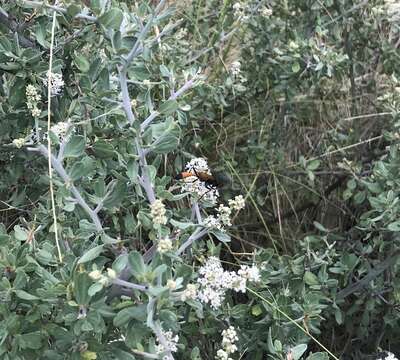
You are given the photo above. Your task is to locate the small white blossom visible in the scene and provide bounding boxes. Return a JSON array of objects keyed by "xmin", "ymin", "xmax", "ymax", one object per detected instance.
[
  {"xmin": 50, "ymin": 121, "xmax": 70, "ymax": 140},
  {"xmin": 150, "ymin": 199, "xmax": 168, "ymax": 226},
  {"xmin": 167, "ymin": 279, "xmax": 177, "ymax": 290},
  {"xmin": 158, "ymin": 237, "xmax": 173, "ymax": 253},
  {"xmin": 31, "ymin": 107, "xmax": 41, "ymax": 117},
  {"xmin": 155, "ymin": 330, "xmax": 179, "ymax": 357},
  {"xmin": 181, "ymin": 284, "xmax": 197, "ymax": 301},
  {"xmin": 216, "ymin": 349, "xmax": 231, "ymax": 360},
  {"xmin": 107, "ymin": 268, "xmax": 117, "ymax": 280},
  {"xmin": 197, "ymin": 257, "xmax": 261, "ymax": 308},
  {"xmin": 238, "ymin": 264, "xmax": 261, "ymax": 283},
  {"xmin": 143, "ymin": 79, "xmax": 151, "ymax": 86},
  {"xmin": 225, "ymin": 271, "xmax": 247, "ymax": 293},
  {"xmin": 89, "ymin": 270, "xmax": 102, "ymax": 280},
  {"xmin": 216, "ymin": 326, "xmax": 238, "ymax": 359},
  {"xmin": 203, "ymin": 215, "xmax": 225, "ymax": 232},
  {"xmin": 217, "ymin": 204, "xmax": 232, "ymax": 226},
  {"xmin": 377, "ymin": 351, "xmax": 399, "ymax": 360},
  {"xmin": 230, "ymin": 61, "xmax": 241, "ymax": 76},
  {"xmin": 26, "ymin": 84, "xmax": 41, "ymax": 117},
  {"xmin": 259, "ymin": 6, "xmax": 272, "ymax": 17},
  {"xmin": 44, "ymin": 71, "xmax": 64, "ymax": 95},
  {"xmin": 12, "ymin": 138, "xmax": 25, "ymax": 149},
  {"xmin": 185, "ymin": 157, "xmax": 210, "ymax": 173},
  {"xmin": 228, "ymin": 195, "xmax": 245, "ymax": 211}
]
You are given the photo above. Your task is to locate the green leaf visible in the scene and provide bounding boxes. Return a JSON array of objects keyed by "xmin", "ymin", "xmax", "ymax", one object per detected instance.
[
  {"xmin": 99, "ymin": 8, "xmax": 124, "ymax": 29},
  {"xmin": 15, "ymin": 290, "xmax": 39, "ymax": 301},
  {"xmin": 290, "ymin": 344, "xmax": 308, "ymax": 360},
  {"xmin": 74, "ymin": 54, "xmax": 90, "ymax": 73},
  {"xmin": 113, "ymin": 304, "xmax": 147, "ymax": 327},
  {"xmin": 64, "ymin": 135, "xmax": 85, "ymax": 158},
  {"xmin": 387, "ymin": 221, "xmax": 400, "ymax": 231},
  {"xmin": 128, "ymin": 251, "xmax": 146, "ymax": 278},
  {"xmin": 292, "ymin": 61, "xmax": 301, "ymax": 73},
  {"xmin": 14, "ymin": 225, "xmax": 28, "ymax": 241},
  {"xmin": 77, "ymin": 245, "xmax": 104, "ymax": 264},
  {"xmin": 18, "ymin": 331, "xmax": 42, "ymax": 349},
  {"xmin": 74, "ymin": 272, "xmax": 92, "ymax": 305},
  {"xmin": 304, "ymin": 271, "xmax": 319, "ymax": 286},
  {"xmin": 306, "ymin": 352, "xmax": 329, "ymax": 360},
  {"xmin": 93, "ymin": 140, "xmax": 115, "ymax": 159},
  {"xmin": 158, "ymin": 100, "xmax": 178, "ymax": 115},
  {"xmin": 88, "ymin": 282, "xmax": 103, "ymax": 297},
  {"xmin": 69, "ymin": 161, "xmax": 86, "ymax": 181},
  {"xmin": 251, "ymin": 304, "xmax": 263, "ymax": 316},
  {"xmin": 307, "ymin": 159, "xmax": 320, "ymax": 171},
  {"xmin": 67, "ymin": 4, "xmax": 81, "ymax": 17}
]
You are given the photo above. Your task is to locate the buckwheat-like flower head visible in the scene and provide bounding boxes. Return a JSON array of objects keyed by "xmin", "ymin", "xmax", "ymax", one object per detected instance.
[
  {"xmin": 157, "ymin": 237, "xmax": 173, "ymax": 254},
  {"xmin": 12, "ymin": 138, "xmax": 26, "ymax": 149},
  {"xmin": 150, "ymin": 199, "xmax": 168, "ymax": 226}
]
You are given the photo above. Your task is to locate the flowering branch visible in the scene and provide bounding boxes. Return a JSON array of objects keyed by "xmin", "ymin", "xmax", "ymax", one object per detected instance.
[{"xmin": 28, "ymin": 144, "xmax": 103, "ymax": 232}]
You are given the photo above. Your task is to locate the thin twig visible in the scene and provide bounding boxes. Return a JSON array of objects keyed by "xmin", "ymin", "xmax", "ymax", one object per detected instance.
[{"xmin": 47, "ymin": 11, "xmax": 63, "ymax": 263}]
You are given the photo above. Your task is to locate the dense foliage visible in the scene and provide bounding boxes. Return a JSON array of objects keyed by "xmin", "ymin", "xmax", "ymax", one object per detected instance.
[{"xmin": 0, "ymin": 0, "xmax": 400, "ymax": 359}]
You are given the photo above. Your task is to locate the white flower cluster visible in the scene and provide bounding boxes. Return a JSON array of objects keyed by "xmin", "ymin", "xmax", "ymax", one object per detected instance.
[
  {"xmin": 196, "ymin": 256, "xmax": 260, "ymax": 309},
  {"xmin": 44, "ymin": 71, "xmax": 64, "ymax": 96},
  {"xmin": 258, "ymin": 6, "xmax": 272, "ymax": 17},
  {"xmin": 180, "ymin": 283, "xmax": 197, "ymax": 301},
  {"xmin": 202, "ymin": 195, "xmax": 245, "ymax": 232},
  {"xmin": 377, "ymin": 351, "xmax": 399, "ymax": 360},
  {"xmin": 230, "ymin": 61, "xmax": 241, "ymax": 76},
  {"xmin": 179, "ymin": 158, "xmax": 219, "ymax": 204},
  {"xmin": 216, "ymin": 326, "xmax": 239, "ymax": 360},
  {"xmin": 13, "ymin": 138, "xmax": 26, "ymax": 149},
  {"xmin": 232, "ymin": 2, "xmax": 250, "ymax": 22},
  {"xmin": 26, "ymin": 84, "xmax": 41, "ymax": 117},
  {"xmin": 157, "ymin": 237, "xmax": 173, "ymax": 254},
  {"xmin": 89, "ymin": 268, "xmax": 116, "ymax": 286},
  {"xmin": 155, "ymin": 330, "xmax": 179, "ymax": 360},
  {"xmin": 150, "ymin": 199, "xmax": 168, "ymax": 226},
  {"xmin": 50, "ymin": 121, "xmax": 70, "ymax": 140}
]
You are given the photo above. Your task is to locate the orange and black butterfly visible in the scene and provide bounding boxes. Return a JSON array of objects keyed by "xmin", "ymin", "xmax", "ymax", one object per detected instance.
[{"xmin": 175, "ymin": 169, "xmax": 219, "ymax": 190}]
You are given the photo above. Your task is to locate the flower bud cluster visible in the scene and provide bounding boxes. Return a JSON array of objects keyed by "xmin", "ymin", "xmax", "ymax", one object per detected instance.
[
  {"xmin": 196, "ymin": 257, "xmax": 260, "ymax": 309},
  {"xmin": 89, "ymin": 268, "xmax": 116, "ymax": 286},
  {"xmin": 150, "ymin": 199, "xmax": 168, "ymax": 226},
  {"xmin": 26, "ymin": 84, "xmax": 41, "ymax": 117},
  {"xmin": 216, "ymin": 326, "xmax": 239, "ymax": 360},
  {"xmin": 13, "ymin": 138, "xmax": 26, "ymax": 149},
  {"xmin": 180, "ymin": 283, "xmax": 197, "ymax": 301},
  {"xmin": 157, "ymin": 237, "xmax": 173, "ymax": 254},
  {"xmin": 155, "ymin": 329, "xmax": 179, "ymax": 360}
]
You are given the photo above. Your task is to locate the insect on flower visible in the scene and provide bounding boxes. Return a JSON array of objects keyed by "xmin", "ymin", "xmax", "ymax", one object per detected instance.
[{"xmin": 175, "ymin": 169, "xmax": 219, "ymax": 190}]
